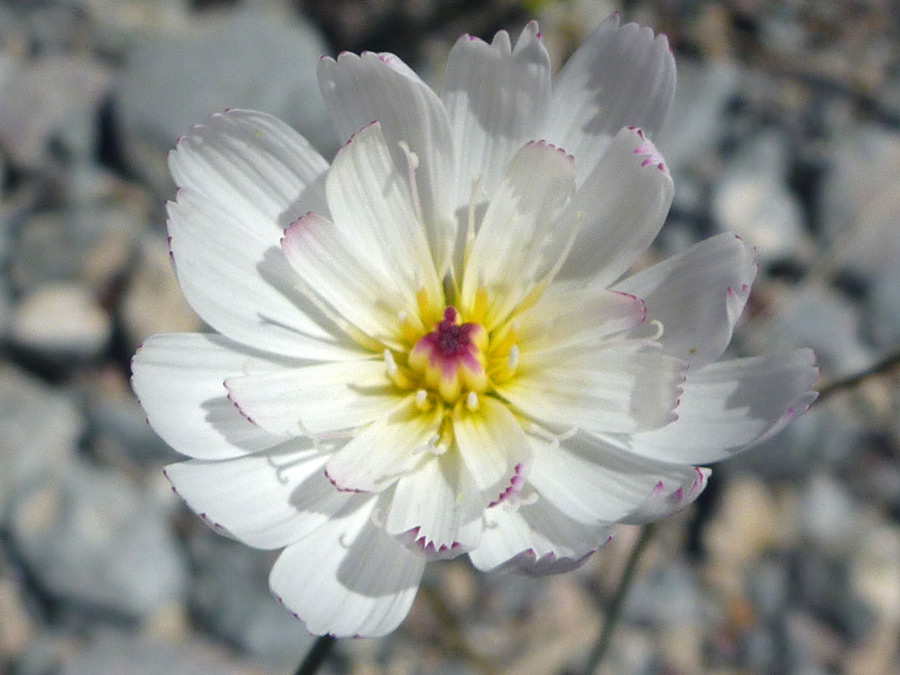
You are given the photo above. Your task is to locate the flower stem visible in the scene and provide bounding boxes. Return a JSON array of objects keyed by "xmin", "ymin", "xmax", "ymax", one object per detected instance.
[
  {"xmin": 582, "ymin": 523, "xmax": 657, "ymax": 674},
  {"xmin": 294, "ymin": 635, "xmax": 336, "ymax": 675}
]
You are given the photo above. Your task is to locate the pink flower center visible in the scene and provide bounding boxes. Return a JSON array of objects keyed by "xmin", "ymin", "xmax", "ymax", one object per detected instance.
[{"xmin": 408, "ymin": 307, "xmax": 488, "ymax": 403}]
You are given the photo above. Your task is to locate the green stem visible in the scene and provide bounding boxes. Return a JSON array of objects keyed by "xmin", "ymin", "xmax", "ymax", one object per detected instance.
[
  {"xmin": 294, "ymin": 635, "xmax": 336, "ymax": 675},
  {"xmin": 583, "ymin": 524, "xmax": 657, "ymax": 674}
]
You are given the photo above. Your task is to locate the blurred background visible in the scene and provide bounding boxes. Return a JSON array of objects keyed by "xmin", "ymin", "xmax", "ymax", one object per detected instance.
[{"xmin": 1, "ymin": 0, "xmax": 899, "ymax": 673}]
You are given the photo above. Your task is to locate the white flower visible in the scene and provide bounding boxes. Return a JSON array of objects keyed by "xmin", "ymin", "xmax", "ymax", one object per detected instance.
[{"xmin": 131, "ymin": 15, "xmax": 818, "ymax": 638}]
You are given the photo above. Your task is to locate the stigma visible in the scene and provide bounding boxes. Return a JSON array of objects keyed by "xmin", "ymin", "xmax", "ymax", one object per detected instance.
[{"xmin": 408, "ymin": 307, "xmax": 489, "ymax": 403}]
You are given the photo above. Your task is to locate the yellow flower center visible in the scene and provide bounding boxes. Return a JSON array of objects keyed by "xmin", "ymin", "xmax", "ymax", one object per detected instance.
[
  {"xmin": 408, "ymin": 306, "xmax": 488, "ymax": 404},
  {"xmin": 383, "ymin": 287, "xmax": 521, "ymax": 414}
]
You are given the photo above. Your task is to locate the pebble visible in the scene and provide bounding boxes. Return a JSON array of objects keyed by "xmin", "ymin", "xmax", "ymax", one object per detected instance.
[
  {"xmin": 60, "ymin": 631, "xmax": 276, "ymax": 675},
  {"xmin": 189, "ymin": 533, "xmax": 315, "ymax": 669},
  {"xmin": 850, "ymin": 523, "xmax": 900, "ymax": 626},
  {"xmin": 657, "ymin": 59, "xmax": 739, "ymax": 172},
  {"xmin": 0, "ymin": 365, "xmax": 82, "ymax": 519},
  {"xmin": 0, "ymin": 54, "xmax": 113, "ymax": 169},
  {"xmin": 120, "ymin": 232, "xmax": 203, "ymax": 350},
  {"xmin": 711, "ymin": 131, "xmax": 810, "ymax": 263},
  {"xmin": 9, "ymin": 462, "xmax": 189, "ymax": 619},
  {"xmin": 799, "ymin": 473, "xmax": 861, "ymax": 554},
  {"xmin": 10, "ymin": 282, "xmax": 112, "ymax": 359},
  {"xmin": 114, "ymin": 9, "xmax": 338, "ymax": 194}
]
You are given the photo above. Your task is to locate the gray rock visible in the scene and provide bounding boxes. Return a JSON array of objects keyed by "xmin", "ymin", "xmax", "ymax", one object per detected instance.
[
  {"xmin": 747, "ymin": 283, "xmax": 871, "ymax": 378},
  {"xmin": 712, "ymin": 131, "xmax": 810, "ymax": 262},
  {"xmin": 624, "ymin": 560, "xmax": 706, "ymax": 625},
  {"xmin": 656, "ymin": 60, "xmax": 739, "ymax": 173},
  {"xmin": 120, "ymin": 232, "xmax": 203, "ymax": 350},
  {"xmin": 10, "ymin": 203, "xmax": 141, "ymax": 295},
  {"xmin": 0, "ymin": 365, "xmax": 83, "ymax": 521},
  {"xmin": 9, "ymin": 462, "xmax": 189, "ymax": 619},
  {"xmin": 0, "ymin": 54, "xmax": 113, "ymax": 169},
  {"xmin": 190, "ymin": 534, "xmax": 315, "ymax": 669},
  {"xmin": 114, "ymin": 9, "xmax": 338, "ymax": 194},
  {"xmin": 800, "ymin": 474, "xmax": 860, "ymax": 554},
  {"xmin": 61, "ymin": 630, "xmax": 276, "ymax": 675},
  {"xmin": 10, "ymin": 282, "xmax": 112, "ymax": 359}
]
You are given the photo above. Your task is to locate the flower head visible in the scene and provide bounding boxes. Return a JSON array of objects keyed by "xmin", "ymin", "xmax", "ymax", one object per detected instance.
[{"xmin": 131, "ymin": 14, "xmax": 818, "ymax": 638}]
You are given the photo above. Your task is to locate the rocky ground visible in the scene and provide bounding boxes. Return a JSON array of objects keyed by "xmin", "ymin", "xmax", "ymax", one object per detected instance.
[{"xmin": 1, "ymin": 0, "xmax": 899, "ymax": 673}]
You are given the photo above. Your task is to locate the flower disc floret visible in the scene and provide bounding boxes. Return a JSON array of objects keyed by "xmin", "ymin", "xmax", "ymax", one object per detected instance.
[{"xmin": 408, "ymin": 306, "xmax": 488, "ymax": 403}]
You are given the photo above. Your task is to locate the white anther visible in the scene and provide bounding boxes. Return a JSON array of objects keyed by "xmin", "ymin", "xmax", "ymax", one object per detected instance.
[
  {"xmin": 384, "ymin": 349, "xmax": 398, "ymax": 375},
  {"xmin": 415, "ymin": 389, "xmax": 429, "ymax": 409},
  {"xmin": 466, "ymin": 391, "xmax": 479, "ymax": 411},
  {"xmin": 649, "ymin": 319, "xmax": 665, "ymax": 340},
  {"xmin": 508, "ymin": 344, "xmax": 519, "ymax": 370},
  {"xmin": 399, "ymin": 141, "xmax": 423, "ymax": 223}
]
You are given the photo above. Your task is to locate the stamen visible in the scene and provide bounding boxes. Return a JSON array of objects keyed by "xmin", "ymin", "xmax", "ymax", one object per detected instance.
[
  {"xmin": 398, "ymin": 141, "xmax": 424, "ymax": 224},
  {"xmin": 466, "ymin": 391, "xmax": 479, "ymax": 411},
  {"xmin": 384, "ymin": 349, "xmax": 414, "ymax": 389},
  {"xmin": 415, "ymin": 388, "xmax": 431, "ymax": 411},
  {"xmin": 649, "ymin": 319, "xmax": 665, "ymax": 340},
  {"xmin": 397, "ymin": 310, "xmax": 424, "ymax": 344},
  {"xmin": 491, "ymin": 319, "xmax": 519, "ymax": 356},
  {"xmin": 508, "ymin": 345, "xmax": 519, "ymax": 371},
  {"xmin": 463, "ymin": 175, "xmax": 483, "ymax": 270}
]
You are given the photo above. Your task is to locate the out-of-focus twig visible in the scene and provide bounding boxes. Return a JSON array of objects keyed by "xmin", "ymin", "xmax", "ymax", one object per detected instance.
[
  {"xmin": 582, "ymin": 524, "xmax": 657, "ymax": 675},
  {"xmin": 816, "ymin": 348, "xmax": 900, "ymax": 403}
]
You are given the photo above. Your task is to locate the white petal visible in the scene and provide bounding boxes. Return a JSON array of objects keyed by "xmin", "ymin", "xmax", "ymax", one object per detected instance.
[
  {"xmin": 528, "ymin": 431, "xmax": 706, "ymax": 527},
  {"xmin": 621, "ymin": 467, "xmax": 711, "ymax": 525},
  {"xmin": 496, "ymin": 340, "xmax": 684, "ymax": 434},
  {"xmin": 469, "ymin": 496, "xmax": 612, "ymax": 576},
  {"xmin": 169, "ymin": 109, "xmax": 329, "ymax": 225},
  {"xmin": 225, "ymin": 359, "xmax": 399, "ymax": 437},
  {"xmin": 324, "ymin": 399, "xmax": 442, "ymax": 493},
  {"xmin": 325, "ymin": 122, "xmax": 443, "ymax": 314},
  {"xmin": 555, "ymin": 126, "xmax": 674, "ymax": 286},
  {"xmin": 547, "ymin": 15, "xmax": 675, "ymax": 182},
  {"xmin": 131, "ymin": 333, "xmax": 285, "ymax": 459},
  {"xmin": 460, "ymin": 140, "xmax": 576, "ymax": 330},
  {"xmin": 626, "ymin": 349, "xmax": 819, "ymax": 464},
  {"xmin": 280, "ymin": 212, "xmax": 409, "ymax": 347},
  {"xmin": 318, "ymin": 52, "xmax": 456, "ymax": 273},
  {"xmin": 517, "ymin": 284, "xmax": 647, "ymax": 353},
  {"xmin": 385, "ymin": 452, "xmax": 484, "ymax": 560},
  {"xmin": 167, "ymin": 187, "xmax": 361, "ymax": 361},
  {"xmin": 165, "ymin": 442, "xmax": 351, "ymax": 550},
  {"xmin": 615, "ymin": 233, "xmax": 757, "ymax": 369},
  {"xmin": 441, "ymin": 21, "xmax": 551, "ymax": 205},
  {"xmin": 452, "ymin": 395, "xmax": 532, "ymax": 496},
  {"xmin": 271, "ymin": 499, "xmax": 426, "ymax": 638}
]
